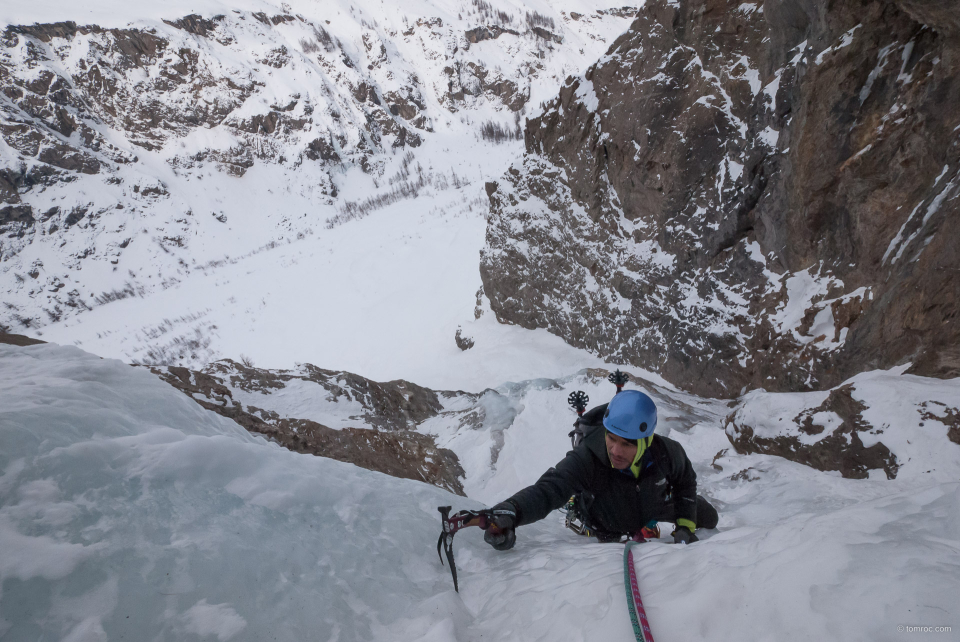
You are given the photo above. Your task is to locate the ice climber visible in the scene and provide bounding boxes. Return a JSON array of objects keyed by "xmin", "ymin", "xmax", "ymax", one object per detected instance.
[{"xmin": 482, "ymin": 390, "xmax": 719, "ymax": 550}]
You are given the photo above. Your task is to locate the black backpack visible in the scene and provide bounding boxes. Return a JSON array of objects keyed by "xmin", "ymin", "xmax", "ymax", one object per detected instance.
[{"xmin": 569, "ymin": 403, "xmax": 608, "ymax": 448}]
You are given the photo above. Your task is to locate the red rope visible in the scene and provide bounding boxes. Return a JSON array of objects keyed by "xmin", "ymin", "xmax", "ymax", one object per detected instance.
[{"xmin": 625, "ymin": 542, "xmax": 655, "ymax": 642}]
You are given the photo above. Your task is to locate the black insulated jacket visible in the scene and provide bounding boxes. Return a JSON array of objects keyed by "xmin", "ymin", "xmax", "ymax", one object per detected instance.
[{"xmin": 506, "ymin": 426, "xmax": 698, "ymax": 535}]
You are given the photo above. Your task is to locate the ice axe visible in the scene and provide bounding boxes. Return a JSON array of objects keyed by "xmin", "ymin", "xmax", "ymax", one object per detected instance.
[
  {"xmin": 566, "ymin": 391, "xmax": 590, "ymax": 447},
  {"xmin": 567, "ymin": 390, "xmax": 589, "ymax": 416},
  {"xmin": 437, "ymin": 506, "xmax": 504, "ymax": 592},
  {"xmin": 608, "ymin": 369, "xmax": 629, "ymax": 393}
]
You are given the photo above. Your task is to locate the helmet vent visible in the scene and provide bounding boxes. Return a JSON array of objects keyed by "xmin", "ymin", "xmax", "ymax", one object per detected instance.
[{"xmin": 639, "ymin": 422, "xmax": 647, "ymax": 431}]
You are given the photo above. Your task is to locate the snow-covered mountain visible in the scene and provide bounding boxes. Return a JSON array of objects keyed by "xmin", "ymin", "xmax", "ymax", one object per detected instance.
[
  {"xmin": 0, "ymin": 0, "xmax": 635, "ymax": 359},
  {"xmin": 2, "ymin": 0, "xmax": 960, "ymax": 639}
]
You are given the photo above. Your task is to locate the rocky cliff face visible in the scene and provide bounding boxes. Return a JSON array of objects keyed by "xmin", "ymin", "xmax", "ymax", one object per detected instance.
[
  {"xmin": 1, "ymin": 331, "xmax": 472, "ymax": 492},
  {"xmin": 481, "ymin": 0, "xmax": 960, "ymax": 398}
]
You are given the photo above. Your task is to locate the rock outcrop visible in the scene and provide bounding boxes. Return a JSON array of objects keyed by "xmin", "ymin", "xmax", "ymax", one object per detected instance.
[
  {"xmin": 481, "ymin": 0, "xmax": 960, "ymax": 397},
  {"xmin": 0, "ymin": 330, "xmax": 44, "ymax": 346},
  {"xmin": 727, "ymin": 384, "xmax": 899, "ymax": 479},
  {"xmin": 724, "ymin": 367, "xmax": 960, "ymax": 479},
  {"xmin": 145, "ymin": 359, "xmax": 713, "ymax": 493},
  {"xmin": 149, "ymin": 360, "xmax": 468, "ymax": 495}
]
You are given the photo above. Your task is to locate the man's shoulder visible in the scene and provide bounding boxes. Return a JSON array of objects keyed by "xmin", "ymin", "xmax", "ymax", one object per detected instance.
[
  {"xmin": 579, "ymin": 426, "xmax": 608, "ymax": 464},
  {"xmin": 579, "ymin": 403, "xmax": 608, "ymax": 427},
  {"xmin": 653, "ymin": 433, "xmax": 684, "ymax": 451},
  {"xmin": 651, "ymin": 434, "xmax": 690, "ymax": 466}
]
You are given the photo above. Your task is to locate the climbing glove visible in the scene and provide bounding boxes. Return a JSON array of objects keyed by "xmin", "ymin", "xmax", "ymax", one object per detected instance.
[
  {"xmin": 672, "ymin": 526, "xmax": 699, "ymax": 545},
  {"xmin": 483, "ymin": 502, "xmax": 518, "ymax": 551}
]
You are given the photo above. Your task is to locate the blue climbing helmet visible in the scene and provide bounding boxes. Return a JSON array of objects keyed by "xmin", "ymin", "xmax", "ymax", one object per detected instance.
[{"xmin": 602, "ymin": 390, "xmax": 657, "ymax": 440}]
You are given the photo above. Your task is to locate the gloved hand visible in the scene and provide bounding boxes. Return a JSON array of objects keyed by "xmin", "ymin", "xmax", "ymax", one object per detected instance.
[
  {"xmin": 672, "ymin": 526, "xmax": 698, "ymax": 545},
  {"xmin": 483, "ymin": 502, "xmax": 518, "ymax": 551}
]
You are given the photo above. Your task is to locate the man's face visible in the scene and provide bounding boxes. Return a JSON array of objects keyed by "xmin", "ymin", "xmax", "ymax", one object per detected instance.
[{"xmin": 605, "ymin": 431, "xmax": 639, "ymax": 470}]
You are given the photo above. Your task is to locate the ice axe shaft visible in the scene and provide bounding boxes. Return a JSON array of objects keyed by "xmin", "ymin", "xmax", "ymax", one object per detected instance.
[{"xmin": 437, "ymin": 506, "xmax": 502, "ymax": 592}]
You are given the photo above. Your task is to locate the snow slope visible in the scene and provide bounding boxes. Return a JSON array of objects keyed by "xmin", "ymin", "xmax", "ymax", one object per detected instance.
[
  {"xmin": 33, "ymin": 167, "xmax": 619, "ymax": 391},
  {"xmin": 3, "ymin": 342, "xmax": 958, "ymax": 641}
]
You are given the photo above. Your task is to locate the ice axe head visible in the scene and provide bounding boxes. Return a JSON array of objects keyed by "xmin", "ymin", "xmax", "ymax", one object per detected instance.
[
  {"xmin": 608, "ymin": 369, "xmax": 629, "ymax": 392},
  {"xmin": 567, "ymin": 390, "xmax": 589, "ymax": 416},
  {"xmin": 437, "ymin": 506, "xmax": 499, "ymax": 592}
]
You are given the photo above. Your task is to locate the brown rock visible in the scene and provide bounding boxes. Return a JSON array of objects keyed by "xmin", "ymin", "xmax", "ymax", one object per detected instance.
[
  {"xmin": 455, "ymin": 327, "xmax": 475, "ymax": 350},
  {"xmin": 234, "ymin": 112, "xmax": 281, "ymax": 135},
  {"xmin": 531, "ymin": 26, "xmax": 562, "ymax": 43},
  {"xmin": 110, "ymin": 28, "xmax": 166, "ymax": 66},
  {"xmin": 383, "ymin": 90, "xmax": 425, "ymax": 122},
  {"xmin": 150, "ymin": 362, "xmax": 466, "ymax": 495},
  {"xmin": 6, "ymin": 22, "xmax": 91, "ymax": 42},
  {"xmin": 464, "ymin": 25, "xmax": 520, "ymax": 44},
  {"xmin": 0, "ymin": 332, "xmax": 45, "ymax": 346},
  {"xmin": 0, "ymin": 204, "xmax": 34, "ymax": 226},
  {"xmin": 727, "ymin": 385, "xmax": 900, "ymax": 479},
  {"xmin": 894, "ymin": 0, "xmax": 960, "ymax": 36},
  {"xmin": 268, "ymin": 419, "xmax": 465, "ymax": 496},
  {"xmin": 920, "ymin": 402, "xmax": 960, "ymax": 445},
  {"xmin": 37, "ymin": 144, "xmax": 100, "ymax": 174},
  {"xmin": 305, "ymin": 136, "xmax": 341, "ymax": 162},
  {"xmin": 162, "ymin": 14, "xmax": 224, "ymax": 38}
]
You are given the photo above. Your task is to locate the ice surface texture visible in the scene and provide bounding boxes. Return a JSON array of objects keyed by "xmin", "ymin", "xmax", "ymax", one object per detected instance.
[
  {"xmin": 0, "ymin": 343, "xmax": 476, "ymax": 640},
  {"xmin": 2, "ymin": 343, "xmax": 959, "ymax": 641}
]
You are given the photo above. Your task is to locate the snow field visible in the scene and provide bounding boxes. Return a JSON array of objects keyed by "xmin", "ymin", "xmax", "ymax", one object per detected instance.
[
  {"xmin": 37, "ymin": 136, "xmax": 618, "ymax": 391},
  {"xmin": 637, "ymin": 481, "xmax": 960, "ymax": 641}
]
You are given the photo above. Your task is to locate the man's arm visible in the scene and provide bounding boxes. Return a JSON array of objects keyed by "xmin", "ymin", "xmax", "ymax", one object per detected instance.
[
  {"xmin": 661, "ymin": 438, "xmax": 698, "ymax": 531},
  {"xmin": 504, "ymin": 447, "xmax": 593, "ymax": 526}
]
